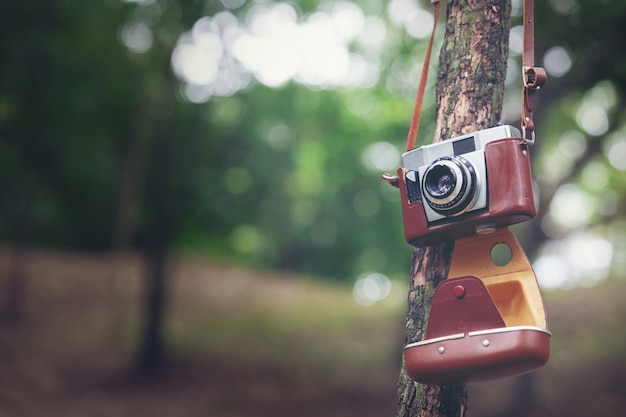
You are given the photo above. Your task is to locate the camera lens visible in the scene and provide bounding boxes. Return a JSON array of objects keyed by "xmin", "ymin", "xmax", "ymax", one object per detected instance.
[
  {"xmin": 424, "ymin": 165, "xmax": 456, "ymax": 199},
  {"xmin": 422, "ymin": 156, "xmax": 478, "ymax": 216}
]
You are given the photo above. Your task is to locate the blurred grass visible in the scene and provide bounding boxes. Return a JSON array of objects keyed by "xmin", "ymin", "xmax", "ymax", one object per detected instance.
[
  {"xmin": 0, "ymin": 248, "xmax": 404, "ymax": 417},
  {"xmin": 166, "ymin": 256, "xmax": 405, "ymax": 387},
  {"xmin": 1, "ymin": 248, "xmax": 626, "ymax": 417}
]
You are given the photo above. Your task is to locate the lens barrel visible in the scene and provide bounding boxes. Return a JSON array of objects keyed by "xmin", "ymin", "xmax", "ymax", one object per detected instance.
[{"xmin": 422, "ymin": 156, "xmax": 478, "ymax": 216}]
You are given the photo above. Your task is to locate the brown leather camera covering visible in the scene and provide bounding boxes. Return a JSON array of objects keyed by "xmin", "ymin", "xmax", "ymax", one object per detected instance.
[
  {"xmin": 404, "ymin": 325, "xmax": 551, "ymax": 384},
  {"xmin": 399, "ymin": 138, "xmax": 536, "ymax": 247},
  {"xmin": 403, "ymin": 228, "xmax": 550, "ymax": 384},
  {"xmin": 423, "ymin": 276, "xmax": 505, "ymax": 340},
  {"xmin": 449, "ymin": 227, "xmax": 546, "ymax": 329}
]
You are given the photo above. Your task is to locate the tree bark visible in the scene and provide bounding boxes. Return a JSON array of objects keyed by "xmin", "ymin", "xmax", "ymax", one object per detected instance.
[{"xmin": 397, "ymin": 1, "xmax": 511, "ymax": 416}]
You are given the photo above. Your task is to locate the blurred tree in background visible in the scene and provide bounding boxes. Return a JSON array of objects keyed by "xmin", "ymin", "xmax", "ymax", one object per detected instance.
[{"xmin": 1, "ymin": 0, "xmax": 626, "ymax": 371}]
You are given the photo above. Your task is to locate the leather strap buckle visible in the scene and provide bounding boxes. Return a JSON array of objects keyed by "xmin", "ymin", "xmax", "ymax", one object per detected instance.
[{"xmin": 523, "ymin": 66, "xmax": 547, "ymax": 89}]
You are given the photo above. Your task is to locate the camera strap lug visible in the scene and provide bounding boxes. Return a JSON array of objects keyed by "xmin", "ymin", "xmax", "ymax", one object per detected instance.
[
  {"xmin": 381, "ymin": 173, "xmax": 399, "ymax": 188},
  {"xmin": 521, "ymin": 125, "xmax": 536, "ymax": 146}
]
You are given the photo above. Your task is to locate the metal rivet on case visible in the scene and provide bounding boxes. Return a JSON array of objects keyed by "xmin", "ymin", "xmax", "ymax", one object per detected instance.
[
  {"xmin": 438, "ymin": 346, "xmax": 445, "ymax": 354},
  {"xmin": 453, "ymin": 285, "xmax": 465, "ymax": 299},
  {"xmin": 482, "ymin": 339, "xmax": 490, "ymax": 347}
]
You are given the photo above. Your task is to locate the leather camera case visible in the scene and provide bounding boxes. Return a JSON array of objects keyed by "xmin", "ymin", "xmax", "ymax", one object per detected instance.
[
  {"xmin": 399, "ymin": 138, "xmax": 536, "ymax": 247},
  {"xmin": 403, "ymin": 228, "xmax": 551, "ymax": 384},
  {"xmin": 403, "ymin": 275, "xmax": 550, "ymax": 384}
]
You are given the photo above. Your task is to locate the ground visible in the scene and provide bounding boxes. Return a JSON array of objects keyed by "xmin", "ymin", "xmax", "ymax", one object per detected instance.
[
  {"xmin": 0, "ymin": 248, "xmax": 625, "ymax": 417},
  {"xmin": 0, "ymin": 249, "xmax": 399, "ymax": 417}
]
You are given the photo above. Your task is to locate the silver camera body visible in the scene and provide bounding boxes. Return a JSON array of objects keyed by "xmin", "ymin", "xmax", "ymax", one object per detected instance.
[{"xmin": 401, "ymin": 125, "xmax": 522, "ymax": 223}]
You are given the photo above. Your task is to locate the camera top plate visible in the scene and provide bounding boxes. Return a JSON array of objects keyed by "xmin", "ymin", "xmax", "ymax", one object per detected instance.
[{"xmin": 401, "ymin": 125, "xmax": 521, "ymax": 169}]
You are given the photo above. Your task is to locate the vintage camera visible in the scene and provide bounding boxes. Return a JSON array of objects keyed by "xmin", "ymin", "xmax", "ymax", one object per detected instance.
[{"xmin": 398, "ymin": 125, "xmax": 536, "ymax": 247}]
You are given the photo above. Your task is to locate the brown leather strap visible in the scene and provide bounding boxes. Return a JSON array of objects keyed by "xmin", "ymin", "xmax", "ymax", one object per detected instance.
[
  {"xmin": 404, "ymin": 0, "xmax": 545, "ymax": 149},
  {"xmin": 404, "ymin": 0, "xmax": 441, "ymax": 152},
  {"xmin": 521, "ymin": 0, "xmax": 547, "ymax": 144}
]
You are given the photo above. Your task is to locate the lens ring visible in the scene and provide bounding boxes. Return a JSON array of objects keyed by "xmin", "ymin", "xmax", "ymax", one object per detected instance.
[
  {"xmin": 422, "ymin": 156, "xmax": 478, "ymax": 215},
  {"xmin": 423, "ymin": 161, "xmax": 462, "ymax": 202}
]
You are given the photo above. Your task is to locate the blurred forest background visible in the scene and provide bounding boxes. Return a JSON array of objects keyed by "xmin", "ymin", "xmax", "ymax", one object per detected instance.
[{"xmin": 1, "ymin": 0, "xmax": 625, "ymax": 416}]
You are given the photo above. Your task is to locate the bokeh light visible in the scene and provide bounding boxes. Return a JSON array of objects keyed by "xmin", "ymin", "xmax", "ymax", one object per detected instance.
[
  {"xmin": 534, "ymin": 232, "xmax": 614, "ymax": 290},
  {"xmin": 352, "ymin": 272, "xmax": 392, "ymax": 306},
  {"xmin": 120, "ymin": 21, "xmax": 153, "ymax": 53},
  {"xmin": 361, "ymin": 141, "xmax": 401, "ymax": 172},
  {"xmin": 544, "ymin": 183, "xmax": 594, "ymax": 233},
  {"xmin": 170, "ymin": 2, "xmax": 386, "ymax": 102},
  {"xmin": 543, "ymin": 46, "xmax": 572, "ymax": 77}
]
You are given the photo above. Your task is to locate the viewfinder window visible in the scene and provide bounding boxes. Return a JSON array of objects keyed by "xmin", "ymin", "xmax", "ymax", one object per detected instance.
[{"xmin": 453, "ymin": 137, "xmax": 476, "ymax": 155}]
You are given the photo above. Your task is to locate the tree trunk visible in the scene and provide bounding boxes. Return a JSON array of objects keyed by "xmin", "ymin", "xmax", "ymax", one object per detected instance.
[
  {"xmin": 3, "ymin": 201, "xmax": 32, "ymax": 324},
  {"xmin": 129, "ymin": 66, "xmax": 178, "ymax": 375},
  {"xmin": 397, "ymin": 1, "xmax": 511, "ymax": 416},
  {"xmin": 135, "ymin": 245, "xmax": 168, "ymax": 374},
  {"xmin": 5, "ymin": 244, "xmax": 27, "ymax": 324}
]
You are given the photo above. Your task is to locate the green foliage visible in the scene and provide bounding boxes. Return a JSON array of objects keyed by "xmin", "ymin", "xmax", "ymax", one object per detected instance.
[{"xmin": 1, "ymin": 0, "xmax": 625, "ymax": 286}]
